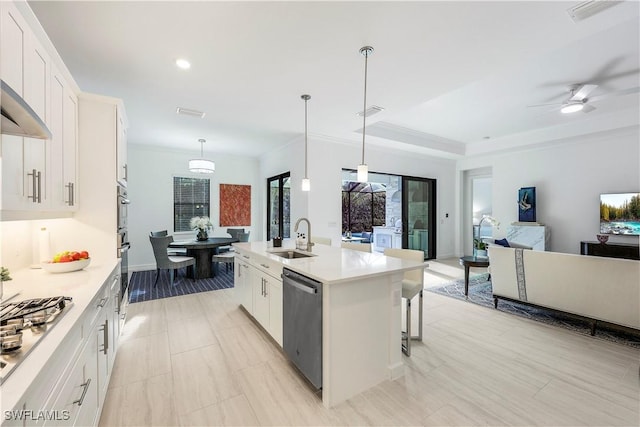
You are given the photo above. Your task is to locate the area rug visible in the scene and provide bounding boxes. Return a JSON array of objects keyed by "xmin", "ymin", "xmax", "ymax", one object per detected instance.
[
  {"xmin": 427, "ymin": 274, "xmax": 640, "ymax": 349},
  {"xmin": 128, "ymin": 267, "xmax": 234, "ymax": 304}
]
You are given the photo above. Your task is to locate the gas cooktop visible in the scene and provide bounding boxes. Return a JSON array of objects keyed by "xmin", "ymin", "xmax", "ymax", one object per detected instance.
[{"xmin": 0, "ymin": 296, "xmax": 72, "ymax": 383}]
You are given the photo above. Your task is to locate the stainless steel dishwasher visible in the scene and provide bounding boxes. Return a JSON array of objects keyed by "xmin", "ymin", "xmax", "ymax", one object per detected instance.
[{"xmin": 282, "ymin": 268, "xmax": 323, "ymax": 389}]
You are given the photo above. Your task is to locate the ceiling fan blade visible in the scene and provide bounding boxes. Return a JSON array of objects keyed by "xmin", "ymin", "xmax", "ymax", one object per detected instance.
[
  {"xmin": 527, "ymin": 102, "xmax": 562, "ymax": 108},
  {"xmin": 569, "ymin": 84, "xmax": 598, "ymax": 101},
  {"xmin": 588, "ymin": 86, "xmax": 640, "ymax": 102},
  {"xmin": 581, "ymin": 104, "xmax": 596, "ymax": 113}
]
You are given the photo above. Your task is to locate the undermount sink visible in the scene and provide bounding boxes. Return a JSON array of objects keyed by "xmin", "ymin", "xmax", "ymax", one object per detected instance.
[{"xmin": 269, "ymin": 250, "xmax": 316, "ymax": 259}]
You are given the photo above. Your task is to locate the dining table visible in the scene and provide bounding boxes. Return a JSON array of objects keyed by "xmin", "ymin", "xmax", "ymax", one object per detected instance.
[{"xmin": 169, "ymin": 237, "xmax": 238, "ymax": 279}]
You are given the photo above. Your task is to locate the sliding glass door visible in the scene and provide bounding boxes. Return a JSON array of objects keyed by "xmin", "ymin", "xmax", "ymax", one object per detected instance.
[
  {"xmin": 402, "ymin": 176, "xmax": 436, "ymax": 259},
  {"xmin": 267, "ymin": 172, "xmax": 291, "ymax": 240}
]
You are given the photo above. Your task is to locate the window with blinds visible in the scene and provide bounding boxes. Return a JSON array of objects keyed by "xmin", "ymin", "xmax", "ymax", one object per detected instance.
[{"xmin": 174, "ymin": 177, "xmax": 210, "ymax": 232}]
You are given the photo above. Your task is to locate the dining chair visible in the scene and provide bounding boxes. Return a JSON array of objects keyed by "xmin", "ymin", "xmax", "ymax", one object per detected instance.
[
  {"xmin": 212, "ymin": 251, "xmax": 235, "ymax": 273},
  {"xmin": 218, "ymin": 228, "xmax": 246, "ymax": 253},
  {"xmin": 384, "ymin": 248, "xmax": 425, "ymax": 356},
  {"xmin": 237, "ymin": 232, "xmax": 250, "ymax": 242},
  {"xmin": 149, "ymin": 235, "xmax": 195, "ymax": 287},
  {"xmin": 150, "ymin": 230, "xmax": 187, "ymax": 256},
  {"xmin": 341, "ymin": 242, "xmax": 372, "ymax": 252}
]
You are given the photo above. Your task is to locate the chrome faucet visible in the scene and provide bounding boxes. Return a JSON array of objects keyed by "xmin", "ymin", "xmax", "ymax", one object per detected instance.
[{"xmin": 294, "ymin": 217, "xmax": 314, "ymax": 252}]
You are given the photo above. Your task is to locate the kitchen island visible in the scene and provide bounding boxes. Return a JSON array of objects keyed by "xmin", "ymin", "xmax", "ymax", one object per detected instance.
[{"xmin": 233, "ymin": 240, "xmax": 426, "ymax": 408}]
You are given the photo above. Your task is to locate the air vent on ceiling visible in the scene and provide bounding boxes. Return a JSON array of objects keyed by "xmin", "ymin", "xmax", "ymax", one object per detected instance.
[
  {"xmin": 356, "ymin": 105, "xmax": 385, "ymax": 118},
  {"xmin": 567, "ymin": 0, "xmax": 621, "ymax": 22},
  {"xmin": 176, "ymin": 107, "xmax": 205, "ymax": 118}
]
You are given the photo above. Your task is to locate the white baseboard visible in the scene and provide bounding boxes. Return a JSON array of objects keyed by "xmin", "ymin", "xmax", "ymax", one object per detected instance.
[{"xmin": 130, "ymin": 263, "xmax": 155, "ymax": 272}]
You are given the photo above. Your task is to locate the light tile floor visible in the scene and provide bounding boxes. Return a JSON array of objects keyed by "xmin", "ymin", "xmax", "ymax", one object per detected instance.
[{"xmin": 99, "ymin": 258, "xmax": 639, "ymax": 426}]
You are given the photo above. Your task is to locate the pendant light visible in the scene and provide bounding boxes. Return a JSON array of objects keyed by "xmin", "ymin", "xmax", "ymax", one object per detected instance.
[
  {"xmin": 189, "ymin": 138, "xmax": 215, "ymax": 173},
  {"xmin": 301, "ymin": 94, "xmax": 311, "ymax": 192},
  {"xmin": 357, "ymin": 46, "xmax": 374, "ymax": 183}
]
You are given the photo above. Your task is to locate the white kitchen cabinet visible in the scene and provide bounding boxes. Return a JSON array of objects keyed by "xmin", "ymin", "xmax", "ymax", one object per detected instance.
[
  {"xmin": 5, "ymin": 265, "xmax": 122, "ymax": 427},
  {"xmin": 251, "ymin": 268, "xmax": 270, "ymax": 329},
  {"xmin": 49, "ymin": 66, "xmax": 78, "ymax": 212},
  {"xmin": 0, "ymin": 1, "xmax": 26, "ymax": 95},
  {"xmin": 267, "ymin": 276, "xmax": 283, "ymax": 346},
  {"xmin": 0, "ymin": 0, "xmax": 81, "ymax": 218},
  {"xmin": 234, "ymin": 251, "xmax": 253, "ymax": 312},
  {"xmin": 233, "ymin": 249, "xmax": 283, "ymax": 346}
]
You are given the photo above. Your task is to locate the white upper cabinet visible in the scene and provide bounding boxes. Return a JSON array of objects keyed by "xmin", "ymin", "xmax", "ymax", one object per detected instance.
[
  {"xmin": 50, "ymin": 65, "xmax": 78, "ymax": 211},
  {"xmin": 0, "ymin": 1, "xmax": 78, "ymax": 219}
]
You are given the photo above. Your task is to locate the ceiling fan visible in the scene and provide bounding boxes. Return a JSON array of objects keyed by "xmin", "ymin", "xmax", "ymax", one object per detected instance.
[{"xmin": 527, "ymin": 83, "xmax": 640, "ymax": 114}]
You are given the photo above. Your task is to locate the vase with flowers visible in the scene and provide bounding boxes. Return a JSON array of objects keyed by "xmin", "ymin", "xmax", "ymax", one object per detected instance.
[{"xmin": 190, "ymin": 216, "xmax": 213, "ymax": 241}]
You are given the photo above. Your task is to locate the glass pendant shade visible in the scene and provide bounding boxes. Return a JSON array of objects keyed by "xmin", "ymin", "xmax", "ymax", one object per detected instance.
[
  {"xmin": 357, "ymin": 164, "xmax": 368, "ymax": 183},
  {"xmin": 301, "ymin": 177, "xmax": 310, "ymax": 192},
  {"xmin": 301, "ymin": 94, "xmax": 311, "ymax": 192},
  {"xmin": 189, "ymin": 138, "xmax": 215, "ymax": 173},
  {"xmin": 189, "ymin": 158, "xmax": 215, "ymax": 173}
]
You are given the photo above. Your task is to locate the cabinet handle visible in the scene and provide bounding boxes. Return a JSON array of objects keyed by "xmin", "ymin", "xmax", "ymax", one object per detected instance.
[
  {"xmin": 71, "ymin": 182, "xmax": 75, "ymax": 206},
  {"xmin": 36, "ymin": 170, "xmax": 42, "ymax": 203},
  {"xmin": 261, "ymin": 278, "xmax": 265, "ymax": 296},
  {"xmin": 115, "ymin": 294, "xmax": 120, "ymax": 314},
  {"xmin": 101, "ymin": 320, "xmax": 109, "ymax": 355},
  {"xmin": 97, "ymin": 297, "xmax": 108, "ymax": 308},
  {"xmin": 260, "ymin": 263, "xmax": 270, "ymax": 269},
  {"xmin": 65, "ymin": 182, "xmax": 73, "ymax": 206},
  {"xmin": 124, "ymin": 164, "xmax": 128, "ymax": 180},
  {"xmin": 73, "ymin": 378, "xmax": 91, "ymax": 406},
  {"xmin": 242, "ymin": 255, "xmax": 250, "ymax": 259},
  {"xmin": 28, "ymin": 169, "xmax": 38, "ymax": 203}
]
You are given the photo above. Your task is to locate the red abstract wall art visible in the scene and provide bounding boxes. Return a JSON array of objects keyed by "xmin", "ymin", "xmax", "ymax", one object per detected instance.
[{"xmin": 220, "ymin": 184, "xmax": 251, "ymax": 226}]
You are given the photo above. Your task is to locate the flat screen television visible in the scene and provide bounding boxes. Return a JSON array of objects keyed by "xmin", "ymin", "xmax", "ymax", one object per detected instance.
[{"xmin": 600, "ymin": 192, "xmax": 640, "ymax": 236}]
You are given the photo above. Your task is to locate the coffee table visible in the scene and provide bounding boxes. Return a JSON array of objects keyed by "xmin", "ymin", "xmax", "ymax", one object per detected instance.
[{"xmin": 459, "ymin": 256, "xmax": 490, "ymax": 297}]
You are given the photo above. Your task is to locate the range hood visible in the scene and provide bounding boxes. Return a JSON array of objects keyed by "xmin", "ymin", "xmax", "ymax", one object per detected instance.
[{"xmin": 1, "ymin": 80, "xmax": 52, "ymax": 139}]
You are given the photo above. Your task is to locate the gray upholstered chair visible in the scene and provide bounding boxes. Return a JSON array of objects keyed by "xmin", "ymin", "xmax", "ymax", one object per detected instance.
[
  {"xmin": 218, "ymin": 228, "xmax": 246, "ymax": 253},
  {"xmin": 149, "ymin": 235, "xmax": 195, "ymax": 287},
  {"xmin": 150, "ymin": 230, "xmax": 186, "ymax": 256},
  {"xmin": 384, "ymin": 248, "xmax": 425, "ymax": 356},
  {"xmin": 237, "ymin": 232, "xmax": 250, "ymax": 242}
]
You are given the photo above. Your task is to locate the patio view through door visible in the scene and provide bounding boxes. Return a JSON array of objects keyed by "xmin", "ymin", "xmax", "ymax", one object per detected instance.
[
  {"xmin": 402, "ymin": 176, "xmax": 436, "ymax": 259},
  {"xmin": 267, "ymin": 172, "xmax": 291, "ymax": 240}
]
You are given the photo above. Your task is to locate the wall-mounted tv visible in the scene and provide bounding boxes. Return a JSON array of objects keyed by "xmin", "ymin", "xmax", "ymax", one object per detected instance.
[{"xmin": 600, "ymin": 192, "xmax": 640, "ymax": 236}]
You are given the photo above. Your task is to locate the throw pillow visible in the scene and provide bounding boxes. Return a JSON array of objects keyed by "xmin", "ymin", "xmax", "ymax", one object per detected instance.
[{"xmin": 494, "ymin": 238, "xmax": 510, "ymax": 247}]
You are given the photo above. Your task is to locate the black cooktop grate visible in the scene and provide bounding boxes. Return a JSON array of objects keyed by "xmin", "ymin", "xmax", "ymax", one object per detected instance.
[{"xmin": 0, "ymin": 297, "xmax": 72, "ymax": 326}]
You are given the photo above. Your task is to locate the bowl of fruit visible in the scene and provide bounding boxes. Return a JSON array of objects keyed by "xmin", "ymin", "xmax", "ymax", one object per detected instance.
[{"xmin": 41, "ymin": 251, "xmax": 91, "ymax": 273}]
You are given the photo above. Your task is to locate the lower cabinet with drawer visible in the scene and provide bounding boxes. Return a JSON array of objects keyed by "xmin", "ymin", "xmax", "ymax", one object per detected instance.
[
  {"xmin": 235, "ymin": 251, "xmax": 283, "ymax": 347},
  {"xmin": 6, "ymin": 265, "xmax": 122, "ymax": 427}
]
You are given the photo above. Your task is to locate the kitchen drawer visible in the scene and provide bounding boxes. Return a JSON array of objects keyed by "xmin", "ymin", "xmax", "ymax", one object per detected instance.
[
  {"xmin": 252, "ymin": 254, "xmax": 283, "ymax": 280},
  {"xmin": 83, "ymin": 283, "xmax": 109, "ymax": 335},
  {"xmin": 44, "ymin": 335, "xmax": 98, "ymax": 427}
]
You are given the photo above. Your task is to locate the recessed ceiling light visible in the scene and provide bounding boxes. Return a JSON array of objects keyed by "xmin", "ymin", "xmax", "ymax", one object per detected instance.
[
  {"xmin": 356, "ymin": 105, "xmax": 385, "ymax": 117},
  {"xmin": 175, "ymin": 58, "xmax": 191, "ymax": 70}
]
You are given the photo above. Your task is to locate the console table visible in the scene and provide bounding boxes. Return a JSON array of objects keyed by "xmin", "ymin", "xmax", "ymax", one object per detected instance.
[{"xmin": 580, "ymin": 241, "xmax": 640, "ymax": 260}]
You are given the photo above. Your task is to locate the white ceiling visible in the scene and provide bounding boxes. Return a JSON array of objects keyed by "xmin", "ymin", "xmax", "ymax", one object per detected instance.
[{"xmin": 28, "ymin": 1, "xmax": 640, "ymax": 159}]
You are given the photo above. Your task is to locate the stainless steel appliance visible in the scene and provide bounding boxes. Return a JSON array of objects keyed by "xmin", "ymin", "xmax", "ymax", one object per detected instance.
[
  {"xmin": 1, "ymin": 80, "xmax": 52, "ymax": 139},
  {"xmin": 282, "ymin": 268, "xmax": 323, "ymax": 389},
  {"xmin": 117, "ymin": 185, "xmax": 130, "ymax": 303},
  {"xmin": 0, "ymin": 296, "xmax": 73, "ymax": 383}
]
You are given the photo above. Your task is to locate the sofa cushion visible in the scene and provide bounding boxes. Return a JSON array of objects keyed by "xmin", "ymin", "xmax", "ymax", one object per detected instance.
[{"xmin": 494, "ymin": 238, "xmax": 510, "ymax": 247}]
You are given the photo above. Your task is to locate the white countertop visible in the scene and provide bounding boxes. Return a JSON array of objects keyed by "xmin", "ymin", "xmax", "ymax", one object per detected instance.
[
  {"xmin": 233, "ymin": 240, "xmax": 426, "ymax": 284},
  {"xmin": 0, "ymin": 258, "xmax": 119, "ymax": 414}
]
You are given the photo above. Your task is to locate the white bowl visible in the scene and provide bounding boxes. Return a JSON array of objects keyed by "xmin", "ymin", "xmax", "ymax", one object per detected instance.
[{"xmin": 41, "ymin": 258, "xmax": 91, "ymax": 273}]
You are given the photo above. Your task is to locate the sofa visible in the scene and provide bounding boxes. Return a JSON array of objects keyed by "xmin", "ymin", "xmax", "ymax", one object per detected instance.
[{"xmin": 488, "ymin": 245, "xmax": 640, "ymax": 332}]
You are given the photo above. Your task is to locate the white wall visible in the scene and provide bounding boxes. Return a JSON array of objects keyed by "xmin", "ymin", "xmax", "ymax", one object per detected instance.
[
  {"xmin": 127, "ymin": 144, "xmax": 261, "ymax": 271},
  {"xmin": 260, "ymin": 136, "xmax": 458, "ymax": 258},
  {"xmin": 457, "ymin": 126, "xmax": 640, "ymax": 254}
]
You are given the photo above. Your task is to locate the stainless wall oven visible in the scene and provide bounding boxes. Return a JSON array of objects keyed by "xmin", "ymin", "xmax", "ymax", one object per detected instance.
[{"xmin": 117, "ymin": 184, "xmax": 131, "ymax": 303}]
